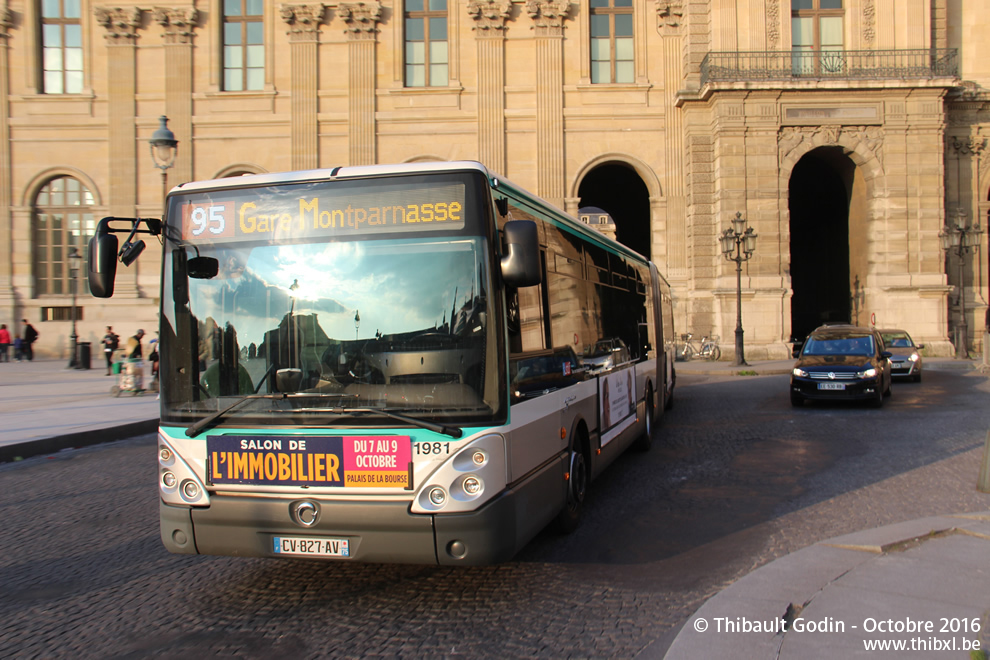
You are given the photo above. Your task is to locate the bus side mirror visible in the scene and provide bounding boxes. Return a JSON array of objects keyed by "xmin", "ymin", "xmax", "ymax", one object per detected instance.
[
  {"xmin": 88, "ymin": 231, "xmax": 119, "ymax": 298},
  {"xmin": 501, "ymin": 220, "xmax": 541, "ymax": 288}
]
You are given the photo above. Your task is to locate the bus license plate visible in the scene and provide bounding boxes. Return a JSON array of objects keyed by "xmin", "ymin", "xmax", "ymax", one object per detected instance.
[
  {"xmin": 273, "ymin": 536, "xmax": 350, "ymax": 558},
  {"xmin": 818, "ymin": 382, "xmax": 845, "ymax": 390}
]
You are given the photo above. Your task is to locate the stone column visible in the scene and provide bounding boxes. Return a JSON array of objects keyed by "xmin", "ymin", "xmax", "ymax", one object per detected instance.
[
  {"xmin": 94, "ymin": 6, "xmax": 143, "ymax": 297},
  {"xmin": 339, "ymin": 1, "xmax": 382, "ymax": 166},
  {"xmin": 154, "ymin": 7, "xmax": 198, "ymax": 188},
  {"xmin": 526, "ymin": 0, "xmax": 570, "ymax": 209},
  {"xmin": 467, "ymin": 0, "xmax": 511, "ymax": 175},
  {"xmin": 0, "ymin": 4, "xmax": 15, "ymax": 321},
  {"xmin": 281, "ymin": 4, "xmax": 325, "ymax": 171},
  {"xmin": 658, "ymin": 1, "xmax": 686, "ymax": 279}
]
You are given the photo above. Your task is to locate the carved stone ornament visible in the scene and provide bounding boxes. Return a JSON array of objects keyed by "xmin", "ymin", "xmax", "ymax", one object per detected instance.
[
  {"xmin": 862, "ymin": 0, "xmax": 876, "ymax": 46},
  {"xmin": 280, "ymin": 4, "xmax": 326, "ymax": 37},
  {"xmin": 0, "ymin": 5, "xmax": 13, "ymax": 41},
  {"xmin": 526, "ymin": 0, "xmax": 571, "ymax": 32},
  {"xmin": 656, "ymin": 1, "xmax": 683, "ymax": 29},
  {"xmin": 467, "ymin": 0, "xmax": 512, "ymax": 31},
  {"xmin": 337, "ymin": 1, "xmax": 382, "ymax": 36},
  {"xmin": 951, "ymin": 135, "xmax": 988, "ymax": 156},
  {"xmin": 94, "ymin": 6, "xmax": 143, "ymax": 43},
  {"xmin": 766, "ymin": 0, "xmax": 779, "ymax": 49},
  {"xmin": 778, "ymin": 125, "xmax": 885, "ymax": 169},
  {"xmin": 153, "ymin": 7, "xmax": 199, "ymax": 44}
]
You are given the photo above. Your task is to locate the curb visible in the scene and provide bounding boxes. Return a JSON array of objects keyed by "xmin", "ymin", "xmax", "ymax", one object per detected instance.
[{"xmin": 0, "ymin": 419, "xmax": 159, "ymax": 465}]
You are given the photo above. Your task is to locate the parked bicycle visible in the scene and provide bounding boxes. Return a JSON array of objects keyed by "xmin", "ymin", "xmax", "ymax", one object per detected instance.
[{"xmin": 676, "ymin": 333, "xmax": 721, "ymax": 361}]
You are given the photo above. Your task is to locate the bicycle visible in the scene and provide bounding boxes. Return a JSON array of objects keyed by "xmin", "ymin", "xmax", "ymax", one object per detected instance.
[{"xmin": 676, "ymin": 333, "xmax": 721, "ymax": 361}]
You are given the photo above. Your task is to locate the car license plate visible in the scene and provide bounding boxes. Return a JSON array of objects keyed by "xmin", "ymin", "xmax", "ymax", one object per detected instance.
[
  {"xmin": 273, "ymin": 536, "xmax": 350, "ymax": 558},
  {"xmin": 818, "ymin": 382, "xmax": 845, "ymax": 390}
]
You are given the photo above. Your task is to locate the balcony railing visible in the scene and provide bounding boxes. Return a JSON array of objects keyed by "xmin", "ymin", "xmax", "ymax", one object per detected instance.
[{"xmin": 700, "ymin": 49, "xmax": 958, "ymax": 86}]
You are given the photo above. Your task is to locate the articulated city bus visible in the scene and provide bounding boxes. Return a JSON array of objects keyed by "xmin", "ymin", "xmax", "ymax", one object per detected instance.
[{"xmin": 88, "ymin": 161, "xmax": 675, "ymax": 565}]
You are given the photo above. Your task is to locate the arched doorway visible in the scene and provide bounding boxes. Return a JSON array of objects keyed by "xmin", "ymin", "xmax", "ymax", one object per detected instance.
[
  {"xmin": 577, "ymin": 162, "xmax": 651, "ymax": 259},
  {"xmin": 788, "ymin": 147, "xmax": 865, "ymax": 341}
]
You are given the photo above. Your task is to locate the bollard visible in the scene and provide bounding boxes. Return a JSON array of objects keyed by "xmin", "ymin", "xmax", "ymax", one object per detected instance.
[{"xmin": 978, "ymin": 430, "xmax": 990, "ymax": 494}]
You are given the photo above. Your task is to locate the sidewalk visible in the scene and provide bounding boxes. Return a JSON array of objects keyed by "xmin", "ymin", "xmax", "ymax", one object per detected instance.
[
  {"xmin": 648, "ymin": 353, "xmax": 990, "ymax": 658},
  {"xmin": 0, "ymin": 357, "xmax": 159, "ymax": 463}
]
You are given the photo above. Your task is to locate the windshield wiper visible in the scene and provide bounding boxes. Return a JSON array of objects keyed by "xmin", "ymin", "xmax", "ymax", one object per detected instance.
[
  {"xmin": 184, "ymin": 392, "xmax": 357, "ymax": 438},
  {"xmin": 327, "ymin": 407, "xmax": 463, "ymax": 439}
]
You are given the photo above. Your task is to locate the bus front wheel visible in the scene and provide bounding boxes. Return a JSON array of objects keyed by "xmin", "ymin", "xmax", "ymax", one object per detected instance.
[{"xmin": 554, "ymin": 441, "xmax": 587, "ymax": 534}]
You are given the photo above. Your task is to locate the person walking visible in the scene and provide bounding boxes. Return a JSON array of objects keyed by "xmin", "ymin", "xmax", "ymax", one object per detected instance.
[
  {"xmin": 126, "ymin": 329, "xmax": 145, "ymax": 359},
  {"xmin": 101, "ymin": 326, "xmax": 119, "ymax": 375},
  {"xmin": 0, "ymin": 324, "xmax": 10, "ymax": 362},
  {"xmin": 21, "ymin": 319, "xmax": 38, "ymax": 361}
]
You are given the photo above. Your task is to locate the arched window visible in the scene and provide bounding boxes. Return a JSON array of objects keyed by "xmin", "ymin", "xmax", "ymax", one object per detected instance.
[{"xmin": 33, "ymin": 176, "xmax": 95, "ymax": 296}]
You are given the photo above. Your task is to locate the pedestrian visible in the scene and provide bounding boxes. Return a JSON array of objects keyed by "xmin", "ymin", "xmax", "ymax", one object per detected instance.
[
  {"xmin": 126, "ymin": 328, "xmax": 145, "ymax": 359},
  {"xmin": 13, "ymin": 336, "xmax": 23, "ymax": 361},
  {"xmin": 101, "ymin": 325, "xmax": 119, "ymax": 375},
  {"xmin": 21, "ymin": 319, "xmax": 38, "ymax": 361},
  {"xmin": 0, "ymin": 324, "xmax": 9, "ymax": 362}
]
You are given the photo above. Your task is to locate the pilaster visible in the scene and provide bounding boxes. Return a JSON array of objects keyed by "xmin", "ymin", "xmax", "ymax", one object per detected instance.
[
  {"xmin": 527, "ymin": 0, "xmax": 570, "ymax": 208},
  {"xmin": 154, "ymin": 7, "xmax": 198, "ymax": 187},
  {"xmin": 468, "ymin": 0, "xmax": 511, "ymax": 175},
  {"xmin": 339, "ymin": 1, "xmax": 381, "ymax": 166},
  {"xmin": 281, "ymin": 4, "xmax": 325, "ymax": 170},
  {"xmin": 0, "ymin": 3, "xmax": 15, "ymax": 321},
  {"xmin": 95, "ymin": 6, "xmax": 143, "ymax": 297}
]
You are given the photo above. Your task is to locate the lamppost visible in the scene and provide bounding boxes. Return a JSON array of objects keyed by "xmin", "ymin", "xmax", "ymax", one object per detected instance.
[
  {"xmin": 939, "ymin": 208, "xmax": 984, "ymax": 359},
  {"xmin": 67, "ymin": 246, "xmax": 82, "ymax": 368},
  {"xmin": 720, "ymin": 212, "xmax": 758, "ymax": 366},
  {"xmin": 149, "ymin": 115, "xmax": 178, "ymax": 211}
]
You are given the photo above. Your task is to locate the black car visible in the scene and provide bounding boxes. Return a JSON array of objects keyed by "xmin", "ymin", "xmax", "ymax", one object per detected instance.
[{"xmin": 790, "ymin": 324, "xmax": 893, "ymax": 408}]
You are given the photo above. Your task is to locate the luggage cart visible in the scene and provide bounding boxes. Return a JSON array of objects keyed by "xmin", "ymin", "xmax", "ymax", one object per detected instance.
[{"xmin": 111, "ymin": 358, "xmax": 146, "ymax": 396}]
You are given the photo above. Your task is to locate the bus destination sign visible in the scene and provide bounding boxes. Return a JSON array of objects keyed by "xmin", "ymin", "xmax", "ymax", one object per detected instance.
[
  {"xmin": 180, "ymin": 182, "xmax": 466, "ymax": 242},
  {"xmin": 208, "ymin": 435, "xmax": 413, "ymax": 489}
]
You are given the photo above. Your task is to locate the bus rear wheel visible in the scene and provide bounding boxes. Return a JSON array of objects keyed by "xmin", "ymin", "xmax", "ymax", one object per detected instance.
[{"xmin": 554, "ymin": 441, "xmax": 587, "ymax": 534}]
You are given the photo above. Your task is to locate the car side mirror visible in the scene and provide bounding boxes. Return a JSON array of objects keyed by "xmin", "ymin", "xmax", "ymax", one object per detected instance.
[{"xmin": 881, "ymin": 351, "xmax": 892, "ymax": 359}]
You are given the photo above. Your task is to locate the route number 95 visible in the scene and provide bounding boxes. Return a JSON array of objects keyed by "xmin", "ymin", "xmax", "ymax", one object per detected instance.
[{"xmin": 182, "ymin": 202, "xmax": 233, "ymax": 239}]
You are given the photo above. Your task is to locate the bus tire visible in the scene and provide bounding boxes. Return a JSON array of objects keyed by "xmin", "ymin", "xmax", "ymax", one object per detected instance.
[
  {"xmin": 634, "ymin": 385, "xmax": 655, "ymax": 452},
  {"xmin": 554, "ymin": 437, "xmax": 588, "ymax": 534}
]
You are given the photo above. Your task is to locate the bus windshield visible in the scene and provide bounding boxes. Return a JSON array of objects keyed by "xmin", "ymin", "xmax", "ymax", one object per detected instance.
[{"xmin": 159, "ymin": 174, "xmax": 503, "ymax": 428}]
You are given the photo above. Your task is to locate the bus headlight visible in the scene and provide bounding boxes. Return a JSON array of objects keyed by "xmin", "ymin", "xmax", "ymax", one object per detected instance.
[
  {"xmin": 429, "ymin": 487, "xmax": 447, "ymax": 507},
  {"xmin": 412, "ymin": 434, "xmax": 506, "ymax": 514},
  {"xmin": 158, "ymin": 434, "xmax": 210, "ymax": 507}
]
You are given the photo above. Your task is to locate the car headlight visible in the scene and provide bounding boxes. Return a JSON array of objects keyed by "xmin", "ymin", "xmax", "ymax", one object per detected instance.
[
  {"xmin": 909, "ymin": 353, "xmax": 920, "ymax": 362},
  {"xmin": 857, "ymin": 367, "xmax": 878, "ymax": 378},
  {"xmin": 792, "ymin": 367, "xmax": 808, "ymax": 377}
]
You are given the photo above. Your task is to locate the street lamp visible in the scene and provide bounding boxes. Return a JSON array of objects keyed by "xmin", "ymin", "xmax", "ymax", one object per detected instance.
[
  {"xmin": 720, "ymin": 211, "xmax": 758, "ymax": 366},
  {"xmin": 67, "ymin": 246, "xmax": 82, "ymax": 368},
  {"xmin": 939, "ymin": 208, "xmax": 984, "ymax": 359},
  {"xmin": 149, "ymin": 115, "xmax": 178, "ymax": 212}
]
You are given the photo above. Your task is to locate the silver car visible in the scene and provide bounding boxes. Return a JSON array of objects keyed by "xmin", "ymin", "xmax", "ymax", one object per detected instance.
[{"xmin": 878, "ymin": 329, "xmax": 924, "ymax": 382}]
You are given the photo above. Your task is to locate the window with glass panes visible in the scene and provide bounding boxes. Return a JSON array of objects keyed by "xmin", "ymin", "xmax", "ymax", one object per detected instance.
[
  {"xmin": 590, "ymin": 0, "xmax": 633, "ymax": 84},
  {"xmin": 33, "ymin": 177, "xmax": 95, "ymax": 296},
  {"xmin": 223, "ymin": 0, "xmax": 264, "ymax": 91},
  {"xmin": 41, "ymin": 0, "xmax": 83, "ymax": 94},
  {"xmin": 791, "ymin": 0, "xmax": 843, "ymax": 75},
  {"xmin": 404, "ymin": 0, "xmax": 448, "ymax": 88}
]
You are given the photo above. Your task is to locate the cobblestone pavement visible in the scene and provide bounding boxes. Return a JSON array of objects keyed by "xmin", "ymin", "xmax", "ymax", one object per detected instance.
[{"xmin": 1, "ymin": 369, "xmax": 988, "ymax": 658}]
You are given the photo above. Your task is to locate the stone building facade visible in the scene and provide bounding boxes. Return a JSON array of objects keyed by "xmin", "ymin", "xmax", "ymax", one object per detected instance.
[{"xmin": 0, "ymin": 0, "xmax": 987, "ymax": 359}]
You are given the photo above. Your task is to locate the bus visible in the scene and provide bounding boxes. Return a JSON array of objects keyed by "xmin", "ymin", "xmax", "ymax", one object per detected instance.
[{"xmin": 88, "ymin": 161, "xmax": 676, "ymax": 565}]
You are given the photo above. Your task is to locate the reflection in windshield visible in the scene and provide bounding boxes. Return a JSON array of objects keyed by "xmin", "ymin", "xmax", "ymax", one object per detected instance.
[
  {"xmin": 802, "ymin": 335, "xmax": 875, "ymax": 356},
  {"xmin": 161, "ymin": 237, "xmax": 499, "ymax": 425}
]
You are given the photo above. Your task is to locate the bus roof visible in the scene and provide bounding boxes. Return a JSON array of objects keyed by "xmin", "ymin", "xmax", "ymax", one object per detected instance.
[{"xmin": 168, "ymin": 160, "xmax": 658, "ymax": 271}]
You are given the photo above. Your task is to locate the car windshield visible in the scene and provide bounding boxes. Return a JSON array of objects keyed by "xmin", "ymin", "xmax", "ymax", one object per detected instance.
[
  {"xmin": 880, "ymin": 332, "xmax": 913, "ymax": 348},
  {"xmin": 802, "ymin": 334, "xmax": 875, "ymax": 356}
]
